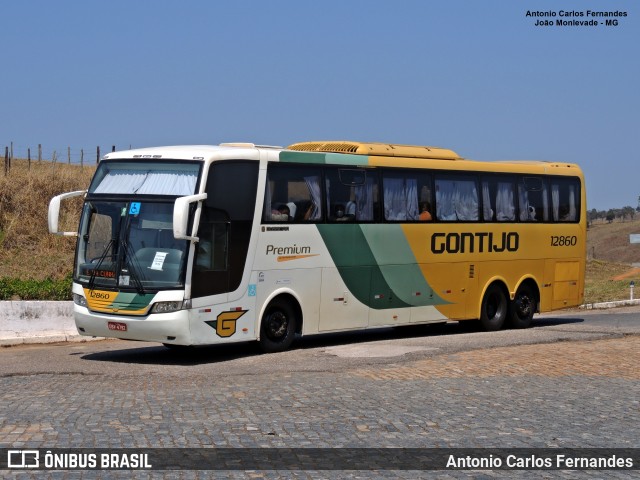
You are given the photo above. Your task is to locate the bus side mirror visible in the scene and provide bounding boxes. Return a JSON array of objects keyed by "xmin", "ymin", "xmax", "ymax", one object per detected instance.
[
  {"xmin": 173, "ymin": 193, "xmax": 207, "ymax": 242},
  {"xmin": 48, "ymin": 190, "xmax": 86, "ymax": 236}
]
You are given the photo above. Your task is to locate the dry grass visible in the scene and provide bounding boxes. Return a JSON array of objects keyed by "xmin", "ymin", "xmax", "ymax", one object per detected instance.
[
  {"xmin": 0, "ymin": 159, "xmax": 95, "ymax": 280},
  {"xmin": 587, "ymin": 217, "xmax": 640, "ymax": 264},
  {"xmin": 1, "ymin": 159, "xmax": 639, "ymax": 303},
  {"xmin": 584, "ymin": 260, "xmax": 640, "ymax": 304}
]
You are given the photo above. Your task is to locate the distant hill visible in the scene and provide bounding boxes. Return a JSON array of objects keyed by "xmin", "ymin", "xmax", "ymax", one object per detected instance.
[{"xmin": 588, "ymin": 218, "xmax": 640, "ymax": 265}]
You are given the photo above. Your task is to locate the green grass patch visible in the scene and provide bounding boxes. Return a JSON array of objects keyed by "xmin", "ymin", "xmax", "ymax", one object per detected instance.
[{"xmin": 0, "ymin": 274, "xmax": 73, "ymax": 301}]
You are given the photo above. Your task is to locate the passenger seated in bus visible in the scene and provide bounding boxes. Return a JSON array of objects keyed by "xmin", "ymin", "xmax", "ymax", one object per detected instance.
[
  {"xmin": 419, "ymin": 202, "xmax": 433, "ymax": 221},
  {"xmin": 286, "ymin": 202, "xmax": 297, "ymax": 220},
  {"xmin": 333, "ymin": 204, "xmax": 354, "ymax": 222},
  {"xmin": 345, "ymin": 200, "xmax": 356, "ymax": 217},
  {"xmin": 301, "ymin": 202, "xmax": 315, "ymax": 221},
  {"xmin": 271, "ymin": 204, "xmax": 290, "ymax": 221}
]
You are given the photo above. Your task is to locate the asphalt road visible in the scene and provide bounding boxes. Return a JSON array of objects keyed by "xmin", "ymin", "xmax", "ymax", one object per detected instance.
[{"xmin": 1, "ymin": 306, "xmax": 638, "ymax": 377}]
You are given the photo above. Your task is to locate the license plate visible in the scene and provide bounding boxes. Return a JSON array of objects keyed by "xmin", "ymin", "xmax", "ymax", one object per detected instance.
[{"xmin": 107, "ymin": 321, "xmax": 127, "ymax": 332}]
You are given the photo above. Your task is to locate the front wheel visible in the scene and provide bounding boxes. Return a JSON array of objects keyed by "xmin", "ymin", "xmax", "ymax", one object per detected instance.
[
  {"xmin": 508, "ymin": 284, "xmax": 536, "ymax": 329},
  {"xmin": 480, "ymin": 284, "xmax": 507, "ymax": 331},
  {"xmin": 259, "ymin": 299, "xmax": 297, "ymax": 353}
]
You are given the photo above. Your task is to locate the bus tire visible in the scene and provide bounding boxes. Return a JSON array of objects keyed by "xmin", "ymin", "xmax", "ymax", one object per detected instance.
[
  {"xmin": 508, "ymin": 283, "xmax": 536, "ymax": 329},
  {"xmin": 259, "ymin": 298, "xmax": 297, "ymax": 353},
  {"xmin": 479, "ymin": 284, "xmax": 507, "ymax": 331}
]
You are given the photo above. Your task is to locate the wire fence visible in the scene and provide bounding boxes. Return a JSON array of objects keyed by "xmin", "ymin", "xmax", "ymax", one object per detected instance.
[{"xmin": 2, "ymin": 141, "xmax": 131, "ymax": 174}]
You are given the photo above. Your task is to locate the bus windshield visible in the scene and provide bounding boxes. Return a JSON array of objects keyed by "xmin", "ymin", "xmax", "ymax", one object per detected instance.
[
  {"xmin": 75, "ymin": 200, "xmax": 189, "ymax": 291},
  {"xmin": 88, "ymin": 161, "xmax": 200, "ymax": 196}
]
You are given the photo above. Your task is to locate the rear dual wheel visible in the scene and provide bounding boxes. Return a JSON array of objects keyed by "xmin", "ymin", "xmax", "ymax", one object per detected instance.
[
  {"xmin": 479, "ymin": 284, "xmax": 508, "ymax": 331},
  {"xmin": 507, "ymin": 284, "xmax": 536, "ymax": 329},
  {"xmin": 480, "ymin": 283, "xmax": 536, "ymax": 331}
]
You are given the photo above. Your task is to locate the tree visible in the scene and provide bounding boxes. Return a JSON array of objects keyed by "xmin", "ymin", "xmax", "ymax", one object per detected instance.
[
  {"xmin": 621, "ymin": 206, "xmax": 636, "ymax": 221},
  {"xmin": 606, "ymin": 210, "xmax": 616, "ymax": 223}
]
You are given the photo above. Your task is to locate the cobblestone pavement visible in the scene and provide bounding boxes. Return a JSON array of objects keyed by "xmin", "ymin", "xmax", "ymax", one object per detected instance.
[{"xmin": 0, "ymin": 310, "xmax": 639, "ymax": 479}]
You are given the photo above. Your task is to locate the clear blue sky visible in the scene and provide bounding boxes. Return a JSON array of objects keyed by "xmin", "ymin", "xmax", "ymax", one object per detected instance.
[{"xmin": 1, "ymin": 1, "xmax": 637, "ymax": 210}]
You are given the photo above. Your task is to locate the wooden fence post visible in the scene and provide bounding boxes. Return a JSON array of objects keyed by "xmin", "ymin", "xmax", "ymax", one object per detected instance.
[
  {"xmin": 38, "ymin": 144, "xmax": 42, "ymax": 162},
  {"xmin": 68, "ymin": 146, "xmax": 71, "ymax": 164},
  {"xmin": 96, "ymin": 146, "xmax": 100, "ymax": 164},
  {"xmin": 28, "ymin": 148, "xmax": 31, "ymax": 170},
  {"xmin": 81, "ymin": 148, "xmax": 84, "ymax": 169}
]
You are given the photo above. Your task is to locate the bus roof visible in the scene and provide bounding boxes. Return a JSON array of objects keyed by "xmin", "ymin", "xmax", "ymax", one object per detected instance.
[
  {"xmin": 102, "ymin": 144, "xmax": 267, "ymax": 162},
  {"xmin": 287, "ymin": 141, "xmax": 461, "ymax": 160},
  {"xmin": 101, "ymin": 142, "xmax": 582, "ymax": 176}
]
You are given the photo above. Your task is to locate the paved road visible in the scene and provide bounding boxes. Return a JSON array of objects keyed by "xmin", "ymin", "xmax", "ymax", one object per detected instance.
[{"xmin": 1, "ymin": 307, "xmax": 639, "ymax": 478}]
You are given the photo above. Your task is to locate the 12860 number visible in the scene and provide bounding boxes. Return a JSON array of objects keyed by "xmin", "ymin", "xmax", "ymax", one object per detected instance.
[{"xmin": 551, "ymin": 235, "xmax": 577, "ymax": 247}]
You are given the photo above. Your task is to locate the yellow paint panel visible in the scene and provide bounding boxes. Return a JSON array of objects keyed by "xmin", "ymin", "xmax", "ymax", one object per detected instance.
[
  {"xmin": 555, "ymin": 261, "xmax": 580, "ymax": 282},
  {"xmin": 84, "ymin": 288, "xmax": 119, "ymax": 311}
]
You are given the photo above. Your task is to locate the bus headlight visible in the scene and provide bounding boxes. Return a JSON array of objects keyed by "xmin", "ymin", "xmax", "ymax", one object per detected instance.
[
  {"xmin": 151, "ymin": 301, "xmax": 183, "ymax": 314},
  {"xmin": 73, "ymin": 293, "xmax": 87, "ymax": 307}
]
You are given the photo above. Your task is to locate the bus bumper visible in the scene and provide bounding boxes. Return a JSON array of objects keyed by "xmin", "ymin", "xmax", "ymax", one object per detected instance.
[{"xmin": 73, "ymin": 305, "xmax": 192, "ymax": 345}]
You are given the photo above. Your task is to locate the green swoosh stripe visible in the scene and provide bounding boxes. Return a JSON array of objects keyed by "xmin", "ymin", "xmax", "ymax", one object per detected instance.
[
  {"xmin": 279, "ymin": 151, "xmax": 369, "ymax": 166},
  {"xmin": 317, "ymin": 224, "xmax": 446, "ymax": 310}
]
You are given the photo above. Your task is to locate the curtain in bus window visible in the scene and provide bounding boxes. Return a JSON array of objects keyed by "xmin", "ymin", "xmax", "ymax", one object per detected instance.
[
  {"xmin": 436, "ymin": 180, "xmax": 457, "ymax": 220},
  {"xmin": 455, "ymin": 181, "xmax": 479, "ymax": 221},
  {"xmin": 406, "ymin": 179, "xmax": 419, "ymax": 220},
  {"xmin": 569, "ymin": 184, "xmax": 576, "ymax": 221},
  {"xmin": 482, "ymin": 182, "xmax": 493, "ymax": 221},
  {"xmin": 519, "ymin": 187, "xmax": 531, "ymax": 221},
  {"xmin": 355, "ymin": 177, "xmax": 374, "ymax": 221},
  {"xmin": 384, "ymin": 178, "xmax": 418, "ymax": 221},
  {"xmin": 93, "ymin": 170, "xmax": 198, "ymax": 196},
  {"xmin": 436, "ymin": 179, "xmax": 478, "ymax": 221},
  {"xmin": 304, "ymin": 176, "xmax": 321, "ymax": 220},
  {"xmin": 551, "ymin": 184, "xmax": 560, "ymax": 221},
  {"xmin": 542, "ymin": 183, "xmax": 550, "ymax": 221},
  {"xmin": 496, "ymin": 182, "xmax": 515, "ymax": 221}
]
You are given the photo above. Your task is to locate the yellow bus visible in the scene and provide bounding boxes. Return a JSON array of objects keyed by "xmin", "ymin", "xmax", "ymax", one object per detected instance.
[{"xmin": 49, "ymin": 141, "xmax": 585, "ymax": 352}]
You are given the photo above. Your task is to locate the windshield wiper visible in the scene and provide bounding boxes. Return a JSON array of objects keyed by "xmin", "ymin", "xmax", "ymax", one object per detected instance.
[
  {"xmin": 122, "ymin": 238, "xmax": 146, "ymax": 295},
  {"xmin": 88, "ymin": 238, "xmax": 114, "ymax": 292}
]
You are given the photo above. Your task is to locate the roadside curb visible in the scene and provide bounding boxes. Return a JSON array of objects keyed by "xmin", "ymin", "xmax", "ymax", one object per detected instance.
[
  {"xmin": 581, "ymin": 299, "xmax": 640, "ymax": 310},
  {"xmin": 0, "ymin": 334, "xmax": 105, "ymax": 347}
]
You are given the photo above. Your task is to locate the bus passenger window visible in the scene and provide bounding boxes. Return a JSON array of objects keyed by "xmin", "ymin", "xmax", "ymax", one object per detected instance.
[
  {"xmin": 326, "ymin": 168, "xmax": 375, "ymax": 222},
  {"xmin": 481, "ymin": 178, "xmax": 515, "ymax": 222},
  {"xmin": 551, "ymin": 178, "xmax": 579, "ymax": 222},
  {"xmin": 264, "ymin": 165, "xmax": 322, "ymax": 222},
  {"xmin": 518, "ymin": 177, "xmax": 549, "ymax": 222},
  {"xmin": 435, "ymin": 175, "xmax": 479, "ymax": 222},
  {"xmin": 382, "ymin": 171, "xmax": 430, "ymax": 222}
]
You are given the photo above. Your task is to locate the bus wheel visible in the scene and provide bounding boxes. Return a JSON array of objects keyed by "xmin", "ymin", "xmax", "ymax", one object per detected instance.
[
  {"xmin": 259, "ymin": 299, "xmax": 297, "ymax": 353},
  {"xmin": 508, "ymin": 284, "xmax": 535, "ymax": 329},
  {"xmin": 480, "ymin": 284, "xmax": 507, "ymax": 331}
]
